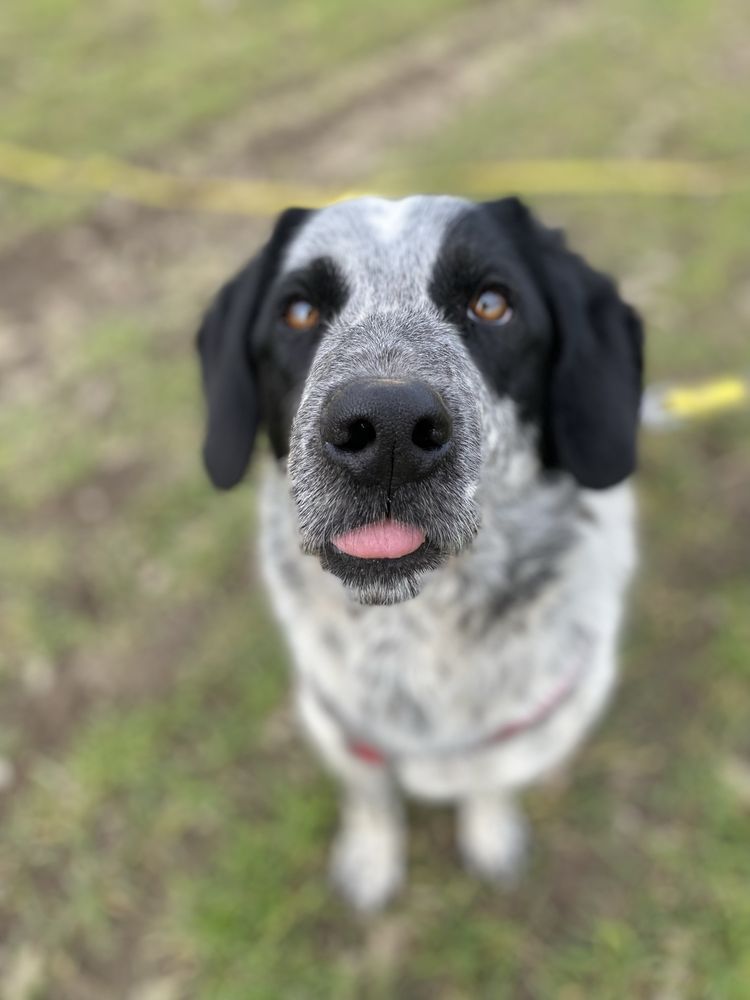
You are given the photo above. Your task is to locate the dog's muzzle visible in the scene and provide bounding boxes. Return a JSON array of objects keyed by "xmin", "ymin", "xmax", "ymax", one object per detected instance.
[
  {"xmin": 287, "ymin": 312, "xmax": 485, "ymax": 604},
  {"xmin": 318, "ymin": 378, "xmax": 452, "ymax": 562}
]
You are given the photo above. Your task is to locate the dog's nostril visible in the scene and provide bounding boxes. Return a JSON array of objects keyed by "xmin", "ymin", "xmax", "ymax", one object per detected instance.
[
  {"xmin": 334, "ymin": 418, "xmax": 377, "ymax": 453},
  {"xmin": 412, "ymin": 415, "xmax": 452, "ymax": 452}
]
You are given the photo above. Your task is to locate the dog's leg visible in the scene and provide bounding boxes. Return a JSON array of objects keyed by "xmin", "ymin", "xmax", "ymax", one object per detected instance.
[
  {"xmin": 329, "ymin": 770, "xmax": 405, "ymax": 912},
  {"xmin": 456, "ymin": 792, "xmax": 528, "ymax": 885},
  {"xmin": 297, "ymin": 686, "xmax": 406, "ymax": 911}
]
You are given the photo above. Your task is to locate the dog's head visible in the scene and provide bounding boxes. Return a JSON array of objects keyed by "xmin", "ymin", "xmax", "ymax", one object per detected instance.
[{"xmin": 197, "ymin": 196, "xmax": 643, "ymax": 605}]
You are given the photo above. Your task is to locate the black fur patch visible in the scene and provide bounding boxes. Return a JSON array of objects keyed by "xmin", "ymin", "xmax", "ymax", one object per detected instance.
[
  {"xmin": 429, "ymin": 199, "xmax": 644, "ymax": 488},
  {"xmin": 428, "ymin": 205, "xmax": 554, "ymax": 429},
  {"xmin": 253, "ymin": 255, "xmax": 350, "ymax": 458}
]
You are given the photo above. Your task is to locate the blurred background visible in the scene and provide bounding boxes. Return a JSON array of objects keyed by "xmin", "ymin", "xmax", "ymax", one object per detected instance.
[{"xmin": 1, "ymin": 0, "xmax": 749, "ymax": 996}]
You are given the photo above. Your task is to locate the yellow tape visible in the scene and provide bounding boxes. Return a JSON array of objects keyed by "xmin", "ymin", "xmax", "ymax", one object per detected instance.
[
  {"xmin": 460, "ymin": 159, "xmax": 745, "ymax": 197},
  {"xmin": 664, "ymin": 378, "xmax": 749, "ymax": 419},
  {"xmin": 2, "ymin": 143, "xmax": 748, "ymax": 427},
  {"xmin": 0, "ymin": 141, "xmax": 347, "ymax": 214},
  {"xmin": 0, "ymin": 142, "xmax": 747, "ymax": 216}
]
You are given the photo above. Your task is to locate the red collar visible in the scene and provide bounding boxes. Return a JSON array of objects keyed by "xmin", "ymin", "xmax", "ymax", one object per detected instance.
[{"xmin": 314, "ymin": 666, "xmax": 585, "ymax": 767}]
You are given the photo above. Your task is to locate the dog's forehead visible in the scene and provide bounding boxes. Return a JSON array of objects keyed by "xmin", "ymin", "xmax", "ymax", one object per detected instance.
[{"xmin": 281, "ymin": 195, "xmax": 472, "ymax": 299}]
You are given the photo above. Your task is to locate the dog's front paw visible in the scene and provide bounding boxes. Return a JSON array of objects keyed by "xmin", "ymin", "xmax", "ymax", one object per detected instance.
[
  {"xmin": 457, "ymin": 794, "xmax": 529, "ymax": 886},
  {"xmin": 329, "ymin": 818, "xmax": 405, "ymax": 912}
]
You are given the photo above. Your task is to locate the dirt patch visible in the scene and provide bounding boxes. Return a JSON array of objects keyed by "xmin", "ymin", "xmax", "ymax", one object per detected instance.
[
  {"xmin": 0, "ymin": 598, "xmax": 213, "ymax": 814},
  {"xmin": 37, "ymin": 454, "xmax": 153, "ymax": 529}
]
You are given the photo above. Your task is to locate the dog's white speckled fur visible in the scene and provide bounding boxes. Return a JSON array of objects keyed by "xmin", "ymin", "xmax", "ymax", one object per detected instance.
[
  {"xmin": 261, "ymin": 456, "xmax": 635, "ymax": 907},
  {"xmin": 252, "ymin": 197, "xmax": 636, "ymax": 909}
]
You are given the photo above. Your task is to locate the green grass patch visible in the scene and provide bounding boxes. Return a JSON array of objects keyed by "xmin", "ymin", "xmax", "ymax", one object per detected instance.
[{"xmin": 0, "ymin": 0, "xmax": 474, "ymax": 245}]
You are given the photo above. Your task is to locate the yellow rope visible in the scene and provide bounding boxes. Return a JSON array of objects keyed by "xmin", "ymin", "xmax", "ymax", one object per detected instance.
[
  {"xmin": 458, "ymin": 159, "xmax": 745, "ymax": 198},
  {"xmin": 643, "ymin": 377, "xmax": 750, "ymax": 425},
  {"xmin": 2, "ymin": 142, "xmax": 748, "ymax": 425},
  {"xmin": 0, "ymin": 142, "xmax": 344, "ymax": 213},
  {"xmin": 0, "ymin": 142, "xmax": 747, "ymax": 216},
  {"xmin": 663, "ymin": 378, "xmax": 749, "ymax": 418}
]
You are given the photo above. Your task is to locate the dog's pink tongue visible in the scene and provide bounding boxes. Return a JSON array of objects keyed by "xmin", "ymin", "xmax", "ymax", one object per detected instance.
[{"xmin": 333, "ymin": 521, "xmax": 425, "ymax": 559}]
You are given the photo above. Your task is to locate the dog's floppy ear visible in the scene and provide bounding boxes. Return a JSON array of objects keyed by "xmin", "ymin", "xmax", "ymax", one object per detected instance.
[
  {"xmin": 543, "ymin": 241, "xmax": 644, "ymax": 489},
  {"xmin": 196, "ymin": 208, "xmax": 310, "ymax": 489},
  {"xmin": 493, "ymin": 197, "xmax": 644, "ymax": 489}
]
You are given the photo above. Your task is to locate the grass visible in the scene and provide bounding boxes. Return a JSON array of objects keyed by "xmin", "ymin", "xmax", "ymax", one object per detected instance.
[
  {"xmin": 0, "ymin": 0, "xmax": 471, "ymax": 244},
  {"xmin": 1, "ymin": 0, "xmax": 750, "ymax": 996}
]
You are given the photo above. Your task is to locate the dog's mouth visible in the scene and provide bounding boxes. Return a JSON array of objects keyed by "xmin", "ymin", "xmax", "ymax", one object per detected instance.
[
  {"xmin": 291, "ymin": 480, "xmax": 482, "ymax": 605},
  {"xmin": 331, "ymin": 520, "xmax": 426, "ymax": 560},
  {"xmin": 317, "ymin": 519, "xmax": 449, "ymax": 606}
]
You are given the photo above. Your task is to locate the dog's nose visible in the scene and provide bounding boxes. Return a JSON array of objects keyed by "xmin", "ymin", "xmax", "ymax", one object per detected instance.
[{"xmin": 321, "ymin": 379, "xmax": 453, "ymax": 488}]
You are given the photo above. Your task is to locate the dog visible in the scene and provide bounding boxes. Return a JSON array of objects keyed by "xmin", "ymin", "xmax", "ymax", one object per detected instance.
[{"xmin": 196, "ymin": 195, "xmax": 643, "ymax": 911}]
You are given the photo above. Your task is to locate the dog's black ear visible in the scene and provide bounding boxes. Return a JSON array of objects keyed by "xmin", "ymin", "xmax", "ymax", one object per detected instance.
[
  {"xmin": 492, "ymin": 197, "xmax": 644, "ymax": 489},
  {"xmin": 196, "ymin": 208, "xmax": 310, "ymax": 489},
  {"xmin": 543, "ymin": 242, "xmax": 644, "ymax": 489}
]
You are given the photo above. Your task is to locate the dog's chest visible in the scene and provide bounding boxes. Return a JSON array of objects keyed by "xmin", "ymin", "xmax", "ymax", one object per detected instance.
[
  {"xmin": 258, "ymin": 463, "xmax": 633, "ymax": 754},
  {"xmin": 288, "ymin": 581, "xmax": 580, "ymax": 750}
]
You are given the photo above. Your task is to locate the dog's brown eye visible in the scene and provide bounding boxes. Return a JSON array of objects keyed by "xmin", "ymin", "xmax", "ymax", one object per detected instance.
[
  {"xmin": 468, "ymin": 287, "xmax": 513, "ymax": 325},
  {"xmin": 283, "ymin": 299, "xmax": 320, "ymax": 331}
]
